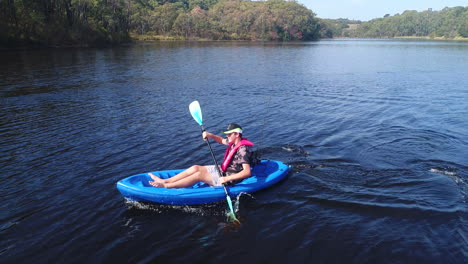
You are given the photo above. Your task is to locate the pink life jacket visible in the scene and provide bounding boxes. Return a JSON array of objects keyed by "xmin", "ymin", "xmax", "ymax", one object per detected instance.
[{"xmin": 221, "ymin": 138, "xmax": 254, "ymax": 172}]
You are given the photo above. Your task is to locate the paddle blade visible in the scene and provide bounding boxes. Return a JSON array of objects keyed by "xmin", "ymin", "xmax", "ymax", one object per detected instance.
[
  {"xmin": 226, "ymin": 196, "xmax": 240, "ymax": 224},
  {"xmin": 189, "ymin": 100, "xmax": 203, "ymax": 126}
]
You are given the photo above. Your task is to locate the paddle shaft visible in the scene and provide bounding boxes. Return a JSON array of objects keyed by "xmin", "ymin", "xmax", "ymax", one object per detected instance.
[
  {"xmin": 189, "ymin": 101, "xmax": 238, "ymax": 222},
  {"xmin": 201, "ymin": 126, "xmax": 231, "ymax": 197}
]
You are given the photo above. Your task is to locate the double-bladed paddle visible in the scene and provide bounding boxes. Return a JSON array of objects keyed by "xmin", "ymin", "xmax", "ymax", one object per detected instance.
[{"xmin": 189, "ymin": 100, "xmax": 240, "ymax": 224}]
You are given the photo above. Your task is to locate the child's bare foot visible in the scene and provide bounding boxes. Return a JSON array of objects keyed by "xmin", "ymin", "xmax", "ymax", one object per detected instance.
[
  {"xmin": 148, "ymin": 173, "xmax": 165, "ymax": 187},
  {"xmin": 148, "ymin": 173, "xmax": 163, "ymax": 182},
  {"xmin": 149, "ymin": 180, "xmax": 166, "ymax": 188}
]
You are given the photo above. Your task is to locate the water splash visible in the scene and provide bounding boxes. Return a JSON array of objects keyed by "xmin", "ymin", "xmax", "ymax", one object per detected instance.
[
  {"xmin": 430, "ymin": 167, "xmax": 457, "ymax": 177},
  {"xmin": 430, "ymin": 167, "xmax": 467, "ymax": 203},
  {"xmin": 125, "ymin": 199, "xmax": 219, "ymax": 216}
]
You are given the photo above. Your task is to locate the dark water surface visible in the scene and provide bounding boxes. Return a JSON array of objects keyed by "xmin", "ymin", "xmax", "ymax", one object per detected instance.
[{"xmin": 1, "ymin": 39, "xmax": 467, "ymax": 263}]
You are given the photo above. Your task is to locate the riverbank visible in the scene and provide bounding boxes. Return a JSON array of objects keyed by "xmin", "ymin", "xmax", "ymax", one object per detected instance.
[
  {"xmin": 395, "ymin": 36, "xmax": 468, "ymax": 41},
  {"xmin": 129, "ymin": 32, "xmax": 262, "ymax": 42},
  {"xmin": 131, "ymin": 32, "xmax": 468, "ymax": 42},
  {"xmin": 3, "ymin": 35, "xmax": 466, "ymax": 50},
  {"xmin": 130, "ymin": 33, "xmax": 186, "ymax": 41}
]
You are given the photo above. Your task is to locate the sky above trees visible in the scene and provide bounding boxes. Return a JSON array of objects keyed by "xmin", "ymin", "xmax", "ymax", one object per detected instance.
[{"xmin": 299, "ymin": 0, "xmax": 468, "ymax": 21}]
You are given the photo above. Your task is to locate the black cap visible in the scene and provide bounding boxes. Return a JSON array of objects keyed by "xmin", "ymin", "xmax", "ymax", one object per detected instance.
[{"xmin": 222, "ymin": 123, "xmax": 243, "ymax": 134}]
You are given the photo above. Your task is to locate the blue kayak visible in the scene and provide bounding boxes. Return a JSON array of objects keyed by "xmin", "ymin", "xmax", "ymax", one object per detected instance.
[{"xmin": 116, "ymin": 160, "xmax": 290, "ymax": 205}]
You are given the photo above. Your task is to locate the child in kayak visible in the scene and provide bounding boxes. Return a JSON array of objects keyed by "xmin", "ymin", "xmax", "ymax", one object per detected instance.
[{"xmin": 149, "ymin": 123, "xmax": 253, "ymax": 188}]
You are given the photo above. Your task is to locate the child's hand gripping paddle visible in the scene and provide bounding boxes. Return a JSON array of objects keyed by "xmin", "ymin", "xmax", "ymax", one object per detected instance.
[{"xmin": 189, "ymin": 101, "xmax": 240, "ymax": 224}]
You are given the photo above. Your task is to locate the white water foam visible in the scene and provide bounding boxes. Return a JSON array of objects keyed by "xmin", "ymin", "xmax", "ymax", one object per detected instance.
[
  {"xmin": 430, "ymin": 168, "xmax": 457, "ymax": 177},
  {"xmin": 430, "ymin": 168, "xmax": 468, "ymax": 204}
]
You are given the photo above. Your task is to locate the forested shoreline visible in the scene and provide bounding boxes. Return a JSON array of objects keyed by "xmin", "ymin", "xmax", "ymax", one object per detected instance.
[
  {"xmin": 0, "ymin": 1, "xmax": 467, "ymax": 48},
  {"xmin": 0, "ymin": 0, "xmax": 323, "ymax": 48},
  {"xmin": 330, "ymin": 6, "xmax": 468, "ymax": 39}
]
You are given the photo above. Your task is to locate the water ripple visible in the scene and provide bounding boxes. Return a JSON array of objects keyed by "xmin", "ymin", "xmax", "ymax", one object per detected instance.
[{"xmin": 1, "ymin": 40, "xmax": 467, "ymax": 263}]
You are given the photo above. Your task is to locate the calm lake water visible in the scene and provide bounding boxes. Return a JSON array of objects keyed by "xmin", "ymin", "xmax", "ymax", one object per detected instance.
[{"xmin": 1, "ymin": 39, "xmax": 467, "ymax": 263}]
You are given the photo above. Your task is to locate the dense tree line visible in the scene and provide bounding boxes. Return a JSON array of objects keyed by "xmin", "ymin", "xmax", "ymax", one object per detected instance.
[
  {"xmin": 0, "ymin": 0, "xmax": 132, "ymax": 47},
  {"xmin": 352, "ymin": 6, "xmax": 468, "ymax": 38},
  {"xmin": 134, "ymin": 0, "xmax": 321, "ymax": 41},
  {"xmin": 0, "ymin": 0, "xmax": 323, "ymax": 47},
  {"xmin": 4, "ymin": 1, "xmax": 463, "ymax": 48},
  {"xmin": 318, "ymin": 18, "xmax": 362, "ymax": 38}
]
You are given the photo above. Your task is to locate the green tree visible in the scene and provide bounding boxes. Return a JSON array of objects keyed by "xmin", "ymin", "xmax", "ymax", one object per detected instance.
[
  {"xmin": 188, "ymin": 0, "xmax": 218, "ymax": 10},
  {"xmin": 150, "ymin": 3, "xmax": 183, "ymax": 35},
  {"xmin": 353, "ymin": 6, "xmax": 467, "ymax": 38}
]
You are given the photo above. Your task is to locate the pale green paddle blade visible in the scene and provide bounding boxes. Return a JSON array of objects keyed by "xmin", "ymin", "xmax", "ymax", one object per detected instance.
[
  {"xmin": 189, "ymin": 100, "xmax": 203, "ymax": 126},
  {"xmin": 226, "ymin": 196, "xmax": 240, "ymax": 224}
]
